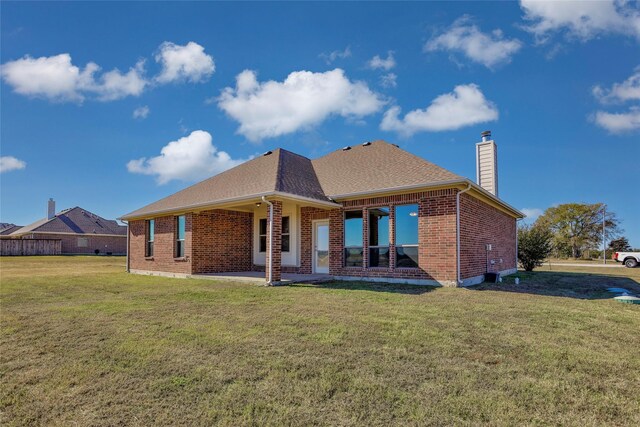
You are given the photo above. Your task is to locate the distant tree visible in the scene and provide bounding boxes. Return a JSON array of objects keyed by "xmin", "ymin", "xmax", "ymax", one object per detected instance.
[
  {"xmin": 609, "ymin": 237, "xmax": 632, "ymax": 252},
  {"xmin": 518, "ymin": 225, "xmax": 553, "ymax": 271},
  {"xmin": 535, "ymin": 203, "xmax": 621, "ymax": 259}
]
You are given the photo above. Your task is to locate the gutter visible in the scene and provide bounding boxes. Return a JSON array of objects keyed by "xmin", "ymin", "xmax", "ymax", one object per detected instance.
[
  {"xmin": 119, "ymin": 191, "xmax": 340, "ymax": 221},
  {"xmin": 261, "ymin": 196, "xmax": 274, "ymax": 286},
  {"xmin": 456, "ymin": 183, "xmax": 472, "ymax": 286},
  {"xmin": 329, "ymin": 178, "xmax": 523, "ymax": 219},
  {"xmin": 515, "ymin": 218, "xmax": 522, "ymax": 272}
]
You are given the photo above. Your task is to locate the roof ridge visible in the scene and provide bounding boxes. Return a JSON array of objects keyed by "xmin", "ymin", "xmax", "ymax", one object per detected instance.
[{"xmin": 274, "ymin": 148, "xmax": 286, "ymax": 192}]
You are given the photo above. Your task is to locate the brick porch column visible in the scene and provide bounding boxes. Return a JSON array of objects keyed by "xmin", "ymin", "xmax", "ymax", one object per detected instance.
[{"xmin": 265, "ymin": 200, "xmax": 282, "ymax": 284}]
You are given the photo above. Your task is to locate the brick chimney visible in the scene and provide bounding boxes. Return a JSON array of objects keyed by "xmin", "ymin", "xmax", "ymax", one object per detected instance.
[
  {"xmin": 47, "ymin": 198, "xmax": 56, "ymax": 220},
  {"xmin": 476, "ymin": 131, "xmax": 498, "ymax": 196}
]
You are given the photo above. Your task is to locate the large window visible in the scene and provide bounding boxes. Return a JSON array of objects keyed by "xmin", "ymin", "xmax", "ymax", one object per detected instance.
[
  {"xmin": 176, "ymin": 215, "xmax": 185, "ymax": 257},
  {"xmin": 77, "ymin": 237, "xmax": 88, "ymax": 248},
  {"xmin": 145, "ymin": 219, "xmax": 155, "ymax": 257},
  {"xmin": 395, "ymin": 204, "xmax": 419, "ymax": 268},
  {"xmin": 368, "ymin": 207, "xmax": 390, "ymax": 267},
  {"xmin": 344, "ymin": 210, "xmax": 363, "ymax": 267},
  {"xmin": 259, "ymin": 217, "xmax": 290, "ymax": 253}
]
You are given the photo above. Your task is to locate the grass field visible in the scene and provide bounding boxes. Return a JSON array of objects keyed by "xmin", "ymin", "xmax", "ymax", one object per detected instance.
[{"xmin": 1, "ymin": 257, "xmax": 639, "ymax": 426}]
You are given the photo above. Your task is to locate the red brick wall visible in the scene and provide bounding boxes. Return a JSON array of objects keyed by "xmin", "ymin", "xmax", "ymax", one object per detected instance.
[
  {"xmin": 191, "ymin": 209, "xmax": 253, "ymax": 274},
  {"xmin": 459, "ymin": 193, "xmax": 516, "ymax": 279},
  {"xmin": 28, "ymin": 233, "xmax": 126, "ymax": 255},
  {"xmin": 129, "ymin": 215, "xmax": 192, "ymax": 274},
  {"xmin": 327, "ymin": 189, "xmax": 459, "ymax": 283}
]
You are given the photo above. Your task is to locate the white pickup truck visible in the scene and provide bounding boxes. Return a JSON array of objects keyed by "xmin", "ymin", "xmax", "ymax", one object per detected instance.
[{"xmin": 612, "ymin": 252, "xmax": 640, "ymax": 268}]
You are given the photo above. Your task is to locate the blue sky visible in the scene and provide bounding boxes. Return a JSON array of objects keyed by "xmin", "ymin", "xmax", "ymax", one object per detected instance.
[{"xmin": 1, "ymin": 1, "xmax": 639, "ymax": 246}]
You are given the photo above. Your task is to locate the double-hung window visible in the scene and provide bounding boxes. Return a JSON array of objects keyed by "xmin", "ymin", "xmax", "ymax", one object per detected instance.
[
  {"xmin": 395, "ymin": 204, "xmax": 419, "ymax": 268},
  {"xmin": 344, "ymin": 210, "xmax": 363, "ymax": 267},
  {"xmin": 176, "ymin": 215, "xmax": 185, "ymax": 257},
  {"xmin": 259, "ymin": 216, "xmax": 290, "ymax": 252},
  {"xmin": 145, "ymin": 219, "xmax": 155, "ymax": 257},
  {"xmin": 368, "ymin": 207, "xmax": 390, "ymax": 267}
]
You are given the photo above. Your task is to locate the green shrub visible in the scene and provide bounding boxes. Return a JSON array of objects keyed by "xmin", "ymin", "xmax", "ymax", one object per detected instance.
[{"xmin": 518, "ymin": 225, "xmax": 553, "ymax": 271}]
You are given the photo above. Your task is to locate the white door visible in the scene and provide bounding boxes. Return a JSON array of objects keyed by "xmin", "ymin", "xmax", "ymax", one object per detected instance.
[{"xmin": 314, "ymin": 221, "xmax": 330, "ymax": 274}]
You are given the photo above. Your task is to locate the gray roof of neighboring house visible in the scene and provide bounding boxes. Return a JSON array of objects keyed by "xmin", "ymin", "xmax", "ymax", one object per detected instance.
[
  {"xmin": 10, "ymin": 207, "xmax": 126, "ymax": 236},
  {"xmin": 0, "ymin": 224, "xmax": 22, "ymax": 235},
  {"xmin": 122, "ymin": 140, "xmax": 521, "ymax": 219}
]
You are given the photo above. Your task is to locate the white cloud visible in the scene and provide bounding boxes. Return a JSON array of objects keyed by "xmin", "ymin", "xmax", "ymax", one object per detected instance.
[
  {"xmin": 380, "ymin": 84, "xmax": 498, "ymax": 136},
  {"xmin": 380, "ymin": 73, "xmax": 397, "ymax": 88},
  {"xmin": 319, "ymin": 46, "xmax": 352, "ymax": 64},
  {"xmin": 127, "ymin": 130, "xmax": 249, "ymax": 184},
  {"xmin": 593, "ymin": 67, "xmax": 640, "ymax": 104},
  {"xmin": 367, "ymin": 51, "xmax": 396, "ymax": 71},
  {"xmin": 1, "ymin": 53, "xmax": 94, "ymax": 102},
  {"xmin": 593, "ymin": 107, "xmax": 640, "ymax": 133},
  {"xmin": 0, "ymin": 156, "xmax": 26, "ymax": 173},
  {"xmin": 89, "ymin": 60, "xmax": 147, "ymax": 101},
  {"xmin": 520, "ymin": 0, "xmax": 640, "ymax": 42},
  {"xmin": 133, "ymin": 105, "xmax": 150, "ymax": 119},
  {"xmin": 218, "ymin": 68, "xmax": 385, "ymax": 142},
  {"xmin": 0, "ymin": 53, "xmax": 147, "ymax": 102},
  {"xmin": 425, "ymin": 16, "xmax": 522, "ymax": 68},
  {"xmin": 521, "ymin": 208, "xmax": 544, "ymax": 222},
  {"xmin": 155, "ymin": 41, "xmax": 215, "ymax": 84}
]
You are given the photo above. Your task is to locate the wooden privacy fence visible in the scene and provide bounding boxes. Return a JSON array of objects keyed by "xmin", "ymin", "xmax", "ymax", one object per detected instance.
[{"xmin": 0, "ymin": 239, "xmax": 62, "ymax": 256}]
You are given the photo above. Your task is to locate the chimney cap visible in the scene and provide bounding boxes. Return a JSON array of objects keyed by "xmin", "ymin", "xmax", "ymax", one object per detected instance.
[{"xmin": 481, "ymin": 130, "xmax": 491, "ymax": 138}]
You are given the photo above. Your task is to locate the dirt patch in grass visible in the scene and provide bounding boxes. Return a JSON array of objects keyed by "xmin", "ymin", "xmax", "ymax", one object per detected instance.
[{"xmin": 1, "ymin": 257, "xmax": 639, "ymax": 426}]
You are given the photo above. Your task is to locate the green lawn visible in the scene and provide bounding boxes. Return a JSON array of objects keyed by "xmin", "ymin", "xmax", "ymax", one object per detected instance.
[{"xmin": 1, "ymin": 257, "xmax": 639, "ymax": 426}]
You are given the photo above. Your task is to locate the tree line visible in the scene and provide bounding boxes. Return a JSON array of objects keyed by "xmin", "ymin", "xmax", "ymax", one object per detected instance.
[{"xmin": 517, "ymin": 203, "xmax": 635, "ymax": 271}]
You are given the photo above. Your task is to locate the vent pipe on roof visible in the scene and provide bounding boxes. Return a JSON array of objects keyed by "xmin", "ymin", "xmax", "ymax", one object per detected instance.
[
  {"xmin": 47, "ymin": 198, "xmax": 55, "ymax": 220},
  {"xmin": 362, "ymin": 141, "xmax": 372, "ymax": 147},
  {"xmin": 476, "ymin": 131, "xmax": 498, "ymax": 196},
  {"xmin": 342, "ymin": 146, "xmax": 351, "ymax": 151}
]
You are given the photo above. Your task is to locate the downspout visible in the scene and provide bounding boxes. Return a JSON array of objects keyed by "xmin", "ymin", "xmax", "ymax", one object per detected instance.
[
  {"xmin": 122, "ymin": 220, "xmax": 130, "ymax": 272},
  {"xmin": 261, "ymin": 196, "xmax": 273, "ymax": 285},
  {"xmin": 515, "ymin": 218, "xmax": 522, "ymax": 272},
  {"xmin": 456, "ymin": 183, "xmax": 472, "ymax": 286}
]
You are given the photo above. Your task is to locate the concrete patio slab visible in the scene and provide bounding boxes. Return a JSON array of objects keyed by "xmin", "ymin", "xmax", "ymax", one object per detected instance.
[{"xmin": 192, "ymin": 271, "xmax": 333, "ymax": 285}]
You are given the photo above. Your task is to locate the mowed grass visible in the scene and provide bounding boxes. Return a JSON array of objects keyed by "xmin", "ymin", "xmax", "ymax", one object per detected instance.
[{"xmin": 1, "ymin": 257, "xmax": 639, "ymax": 426}]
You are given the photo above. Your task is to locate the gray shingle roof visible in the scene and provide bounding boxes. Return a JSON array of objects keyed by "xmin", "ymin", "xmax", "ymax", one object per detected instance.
[
  {"xmin": 122, "ymin": 140, "xmax": 479, "ymax": 219},
  {"xmin": 312, "ymin": 140, "xmax": 463, "ymax": 197},
  {"xmin": 0, "ymin": 224, "xmax": 22, "ymax": 235},
  {"xmin": 10, "ymin": 207, "xmax": 126, "ymax": 236}
]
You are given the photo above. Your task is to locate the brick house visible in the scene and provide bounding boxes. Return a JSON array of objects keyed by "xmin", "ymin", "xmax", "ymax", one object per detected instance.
[
  {"xmin": 8, "ymin": 201, "xmax": 127, "ymax": 255},
  {"xmin": 122, "ymin": 134, "xmax": 523, "ymax": 287}
]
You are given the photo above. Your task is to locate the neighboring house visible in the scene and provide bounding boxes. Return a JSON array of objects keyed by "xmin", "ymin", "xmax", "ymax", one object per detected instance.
[
  {"xmin": 0, "ymin": 224, "xmax": 23, "ymax": 236},
  {"xmin": 122, "ymin": 134, "xmax": 523, "ymax": 287},
  {"xmin": 9, "ymin": 200, "xmax": 127, "ymax": 255}
]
